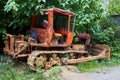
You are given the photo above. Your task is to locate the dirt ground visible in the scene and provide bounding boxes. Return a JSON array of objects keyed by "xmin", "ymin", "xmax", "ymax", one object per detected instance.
[{"xmin": 60, "ymin": 65, "xmax": 120, "ymax": 80}]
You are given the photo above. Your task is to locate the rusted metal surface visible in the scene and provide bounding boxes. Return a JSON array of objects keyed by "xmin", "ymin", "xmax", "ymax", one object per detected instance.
[
  {"xmin": 4, "ymin": 34, "xmax": 26, "ymax": 55},
  {"xmin": 91, "ymin": 44, "xmax": 110, "ymax": 60},
  {"xmin": 4, "ymin": 34, "xmax": 14, "ymax": 54},
  {"xmin": 16, "ymin": 54, "xmax": 29, "ymax": 58},
  {"xmin": 27, "ymin": 43, "xmax": 110, "ymax": 70},
  {"xmin": 27, "ymin": 50, "xmax": 88, "ymax": 70},
  {"xmin": 27, "ymin": 50, "xmax": 88, "ymax": 54},
  {"xmin": 72, "ymin": 44, "xmax": 85, "ymax": 50},
  {"xmin": 65, "ymin": 45, "xmax": 109, "ymax": 64},
  {"xmin": 36, "ymin": 28, "xmax": 49, "ymax": 43},
  {"xmin": 65, "ymin": 53, "xmax": 106, "ymax": 64},
  {"xmin": 4, "ymin": 34, "xmax": 32, "ymax": 58},
  {"xmin": 42, "ymin": 8, "xmax": 75, "ymax": 16},
  {"xmin": 75, "ymin": 33, "xmax": 91, "ymax": 45},
  {"xmin": 30, "ymin": 8, "xmax": 75, "ymax": 47}
]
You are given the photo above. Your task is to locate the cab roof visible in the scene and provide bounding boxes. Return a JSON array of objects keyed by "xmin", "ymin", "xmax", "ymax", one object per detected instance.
[{"xmin": 42, "ymin": 8, "xmax": 75, "ymax": 16}]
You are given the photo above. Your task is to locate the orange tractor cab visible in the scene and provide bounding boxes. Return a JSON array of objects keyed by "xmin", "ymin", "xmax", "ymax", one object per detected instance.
[{"xmin": 30, "ymin": 8, "xmax": 75, "ymax": 47}]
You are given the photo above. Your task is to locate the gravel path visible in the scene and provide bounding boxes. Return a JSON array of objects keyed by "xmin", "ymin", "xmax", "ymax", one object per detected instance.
[{"xmin": 60, "ymin": 65, "xmax": 120, "ymax": 80}]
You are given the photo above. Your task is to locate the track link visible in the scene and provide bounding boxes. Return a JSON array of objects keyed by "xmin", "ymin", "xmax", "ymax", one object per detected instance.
[{"xmin": 27, "ymin": 50, "xmax": 88, "ymax": 70}]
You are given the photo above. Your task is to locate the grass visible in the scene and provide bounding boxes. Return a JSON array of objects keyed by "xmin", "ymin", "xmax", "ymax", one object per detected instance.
[
  {"xmin": 76, "ymin": 58, "xmax": 120, "ymax": 72},
  {"xmin": 0, "ymin": 54, "xmax": 62, "ymax": 80},
  {"xmin": 1, "ymin": 54, "xmax": 120, "ymax": 80}
]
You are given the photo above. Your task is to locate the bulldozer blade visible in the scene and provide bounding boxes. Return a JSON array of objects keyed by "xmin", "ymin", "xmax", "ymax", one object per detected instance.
[{"xmin": 64, "ymin": 44, "xmax": 110, "ymax": 64}]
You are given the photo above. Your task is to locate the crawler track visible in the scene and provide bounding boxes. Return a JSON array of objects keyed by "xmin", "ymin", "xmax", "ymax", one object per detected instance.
[{"xmin": 27, "ymin": 50, "xmax": 88, "ymax": 70}]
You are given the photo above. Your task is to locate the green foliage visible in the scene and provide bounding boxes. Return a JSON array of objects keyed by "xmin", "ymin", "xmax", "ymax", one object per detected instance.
[
  {"xmin": 4, "ymin": 0, "xmax": 45, "ymax": 31},
  {"xmin": 45, "ymin": 0, "xmax": 106, "ymax": 33},
  {"xmin": 0, "ymin": 28, "xmax": 6, "ymax": 40},
  {"xmin": 72, "ymin": 0, "xmax": 105, "ymax": 32},
  {"xmin": 3, "ymin": 0, "xmax": 105, "ymax": 33},
  {"xmin": 0, "ymin": 55, "xmax": 61, "ymax": 80},
  {"xmin": 4, "ymin": 0, "xmax": 19, "ymax": 12},
  {"xmin": 46, "ymin": 66, "xmax": 62, "ymax": 80},
  {"xmin": 115, "ymin": 26, "xmax": 120, "ymax": 38},
  {"xmin": 108, "ymin": 39, "xmax": 120, "ymax": 59},
  {"xmin": 91, "ymin": 26, "xmax": 115, "ymax": 43},
  {"xmin": 99, "ymin": 16, "xmax": 117, "ymax": 29},
  {"xmin": 91, "ymin": 16, "xmax": 118, "ymax": 43},
  {"xmin": 73, "ymin": 37, "xmax": 79, "ymax": 43},
  {"xmin": 0, "ymin": 0, "xmax": 10, "ymax": 39},
  {"xmin": 108, "ymin": 0, "xmax": 120, "ymax": 15}
]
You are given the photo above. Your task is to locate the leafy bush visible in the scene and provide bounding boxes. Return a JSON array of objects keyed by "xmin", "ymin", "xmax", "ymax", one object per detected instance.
[
  {"xmin": 52, "ymin": 0, "xmax": 106, "ymax": 33},
  {"xmin": 108, "ymin": 0, "xmax": 120, "ymax": 15},
  {"xmin": 107, "ymin": 39, "xmax": 120, "ymax": 58},
  {"xmin": 4, "ymin": 0, "xmax": 46, "ymax": 32},
  {"xmin": 4, "ymin": 0, "xmax": 105, "ymax": 33},
  {"xmin": 0, "ymin": 0, "xmax": 10, "ymax": 39},
  {"xmin": 91, "ymin": 16, "xmax": 118, "ymax": 43},
  {"xmin": 115, "ymin": 26, "xmax": 120, "ymax": 38}
]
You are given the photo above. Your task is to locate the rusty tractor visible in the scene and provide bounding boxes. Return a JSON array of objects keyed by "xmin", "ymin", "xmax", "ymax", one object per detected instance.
[{"xmin": 4, "ymin": 8, "xmax": 110, "ymax": 70}]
